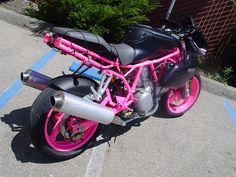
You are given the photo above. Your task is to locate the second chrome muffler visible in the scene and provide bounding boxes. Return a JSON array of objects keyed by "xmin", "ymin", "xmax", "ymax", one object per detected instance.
[
  {"xmin": 21, "ymin": 69, "xmax": 51, "ymax": 90},
  {"xmin": 51, "ymin": 91, "xmax": 126, "ymax": 126}
]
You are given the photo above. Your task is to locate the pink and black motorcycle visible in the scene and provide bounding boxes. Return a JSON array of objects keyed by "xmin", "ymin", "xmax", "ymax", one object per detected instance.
[{"xmin": 21, "ymin": 15, "xmax": 207, "ymax": 159}]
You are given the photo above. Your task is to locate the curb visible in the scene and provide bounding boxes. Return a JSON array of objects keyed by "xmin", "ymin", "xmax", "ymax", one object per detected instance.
[
  {"xmin": 201, "ymin": 76, "xmax": 236, "ymax": 101},
  {"xmin": 1, "ymin": 6, "xmax": 236, "ymax": 101},
  {"xmin": 0, "ymin": 6, "xmax": 53, "ymax": 36}
]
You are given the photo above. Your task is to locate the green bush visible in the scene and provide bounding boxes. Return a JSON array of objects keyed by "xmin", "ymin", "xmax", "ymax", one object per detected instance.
[
  {"xmin": 28, "ymin": 0, "xmax": 160, "ymax": 42},
  {"xmin": 233, "ymin": 0, "xmax": 236, "ymax": 7},
  {"xmin": 209, "ymin": 67, "xmax": 234, "ymax": 85}
]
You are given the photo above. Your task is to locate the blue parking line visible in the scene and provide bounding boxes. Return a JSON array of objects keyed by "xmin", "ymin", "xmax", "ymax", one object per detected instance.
[
  {"xmin": 31, "ymin": 49, "xmax": 57, "ymax": 71},
  {"xmin": 0, "ymin": 49, "xmax": 57, "ymax": 109},
  {"xmin": 0, "ymin": 80, "xmax": 23, "ymax": 109},
  {"xmin": 224, "ymin": 98, "xmax": 236, "ymax": 126}
]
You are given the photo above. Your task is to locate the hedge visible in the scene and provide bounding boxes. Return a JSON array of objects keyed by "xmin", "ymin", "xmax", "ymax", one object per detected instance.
[{"xmin": 29, "ymin": 0, "xmax": 160, "ymax": 42}]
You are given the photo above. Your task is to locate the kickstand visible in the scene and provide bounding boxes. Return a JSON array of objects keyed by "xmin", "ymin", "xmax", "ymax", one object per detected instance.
[
  {"xmin": 105, "ymin": 124, "xmax": 119, "ymax": 145},
  {"xmin": 114, "ymin": 136, "xmax": 117, "ymax": 143},
  {"xmin": 105, "ymin": 125, "xmax": 113, "ymax": 147},
  {"xmin": 113, "ymin": 125, "xmax": 119, "ymax": 143},
  {"xmin": 107, "ymin": 141, "xmax": 111, "ymax": 147}
]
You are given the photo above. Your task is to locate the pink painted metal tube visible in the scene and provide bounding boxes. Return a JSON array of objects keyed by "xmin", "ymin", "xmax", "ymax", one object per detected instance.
[
  {"xmin": 149, "ymin": 64, "xmax": 158, "ymax": 83},
  {"xmin": 55, "ymin": 39, "xmax": 114, "ymax": 69},
  {"xmin": 121, "ymin": 48, "xmax": 180, "ymax": 69},
  {"xmin": 104, "ymin": 70, "xmax": 131, "ymax": 91},
  {"xmin": 131, "ymin": 66, "xmax": 143, "ymax": 91},
  {"xmin": 59, "ymin": 37, "xmax": 115, "ymax": 64}
]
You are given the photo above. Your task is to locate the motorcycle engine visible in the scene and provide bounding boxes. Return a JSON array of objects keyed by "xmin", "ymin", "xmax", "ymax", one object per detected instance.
[{"xmin": 133, "ymin": 67, "xmax": 155, "ymax": 115}]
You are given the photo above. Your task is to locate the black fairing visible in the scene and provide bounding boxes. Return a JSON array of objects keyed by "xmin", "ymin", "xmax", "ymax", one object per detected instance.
[
  {"xmin": 160, "ymin": 56, "xmax": 197, "ymax": 88},
  {"xmin": 123, "ymin": 25, "xmax": 179, "ymax": 63},
  {"xmin": 49, "ymin": 75, "xmax": 97, "ymax": 97}
]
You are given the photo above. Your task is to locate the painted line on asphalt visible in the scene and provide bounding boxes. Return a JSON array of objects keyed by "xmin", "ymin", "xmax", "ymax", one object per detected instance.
[
  {"xmin": 85, "ymin": 136, "xmax": 108, "ymax": 177},
  {"xmin": 0, "ymin": 80, "xmax": 23, "ymax": 109},
  {"xmin": 0, "ymin": 49, "xmax": 57, "ymax": 109},
  {"xmin": 224, "ymin": 98, "xmax": 236, "ymax": 126}
]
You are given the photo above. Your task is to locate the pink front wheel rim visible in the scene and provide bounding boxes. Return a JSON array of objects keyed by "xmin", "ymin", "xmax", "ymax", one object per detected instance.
[
  {"xmin": 167, "ymin": 76, "xmax": 200, "ymax": 114},
  {"xmin": 44, "ymin": 109, "xmax": 98, "ymax": 152}
]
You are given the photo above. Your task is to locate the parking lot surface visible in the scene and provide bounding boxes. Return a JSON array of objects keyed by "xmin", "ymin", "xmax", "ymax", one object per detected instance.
[{"xmin": 0, "ymin": 19, "xmax": 236, "ymax": 177}]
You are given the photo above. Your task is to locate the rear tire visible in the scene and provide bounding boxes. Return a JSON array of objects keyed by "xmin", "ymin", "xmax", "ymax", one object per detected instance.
[
  {"xmin": 29, "ymin": 88, "xmax": 99, "ymax": 159},
  {"xmin": 161, "ymin": 73, "xmax": 201, "ymax": 117}
]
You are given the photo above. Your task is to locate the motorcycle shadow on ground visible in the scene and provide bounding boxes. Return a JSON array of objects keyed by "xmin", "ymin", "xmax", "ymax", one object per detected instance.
[
  {"xmin": 0, "ymin": 107, "xmax": 57, "ymax": 163},
  {"xmin": 0, "ymin": 106, "xmax": 166, "ymax": 163}
]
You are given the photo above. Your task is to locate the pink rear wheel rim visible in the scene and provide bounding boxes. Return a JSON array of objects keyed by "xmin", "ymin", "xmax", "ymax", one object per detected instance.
[
  {"xmin": 167, "ymin": 76, "xmax": 200, "ymax": 114},
  {"xmin": 44, "ymin": 109, "xmax": 98, "ymax": 152}
]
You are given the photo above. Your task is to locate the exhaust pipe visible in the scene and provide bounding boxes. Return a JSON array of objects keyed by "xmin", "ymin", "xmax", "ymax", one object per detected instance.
[
  {"xmin": 21, "ymin": 69, "xmax": 51, "ymax": 90},
  {"xmin": 51, "ymin": 91, "xmax": 126, "ymax": 126}
]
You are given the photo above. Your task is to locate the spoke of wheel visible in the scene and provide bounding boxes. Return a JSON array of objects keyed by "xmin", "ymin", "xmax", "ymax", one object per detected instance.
[{"xmin": 49, "ymin": 119, "xmax": 61, "ymax": 141}]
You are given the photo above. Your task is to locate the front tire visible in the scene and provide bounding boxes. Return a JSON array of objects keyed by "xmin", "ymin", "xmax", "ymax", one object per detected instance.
[
  {"xmin": 29, "ymin": 88, "xmax": 99, "ymax": 159},
  {"xmin": 161, "ymin": 73, "xmax": 201, "ymax": 117}
]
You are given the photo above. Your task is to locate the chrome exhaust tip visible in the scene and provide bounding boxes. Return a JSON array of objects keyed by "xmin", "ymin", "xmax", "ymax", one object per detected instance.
[
  {"xmin": 50, "ymin": 91, "xmax": 64, "ymax": 110},
  {"xmin": 20, "ymin": 69, "xmax": 51, "ymax": 90},
  {"xmin": 20, "ymin": 70, "xmax": 30, "ymax": 83},
  {"xmin": 112, "ymin": 116, "xmax": 126, "ymax": 126}
]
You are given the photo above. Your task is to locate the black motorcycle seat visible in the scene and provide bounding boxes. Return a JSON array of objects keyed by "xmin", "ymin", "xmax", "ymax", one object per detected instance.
[
  {"xmin": 110, "ymin": 44, "xmax": 135, "ymax": 65},
  {"xmin": 53, "ymin": 27, "xmax": 135, "ymax": 65},
  {"xmin": 53, "ymin": 27, "xmax": 112, "ymax": 52}
]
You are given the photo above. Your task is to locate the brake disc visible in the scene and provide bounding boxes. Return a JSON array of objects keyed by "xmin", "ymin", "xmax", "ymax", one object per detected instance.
[{"xmin": 60, "ymin": 115, "xmax": 85, "ymax": 142}]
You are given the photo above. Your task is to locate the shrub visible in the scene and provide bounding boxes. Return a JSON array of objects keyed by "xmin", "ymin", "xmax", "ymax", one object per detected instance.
[
  {"xmin": 233, "ymin": 0, "xmax": 236, "ymax": 7},
  {"xmin": 28, "ymin": 0, "xmax": 160, "ymax": 42},
  {"xmin": 209, "ymin": 67, "xmax": 234, "ymax": 85}
]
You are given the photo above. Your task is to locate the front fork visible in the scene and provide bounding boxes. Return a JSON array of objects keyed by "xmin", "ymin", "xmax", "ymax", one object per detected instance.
[
  {"xmin": 180, "ymin": 37, "xmax": 190, "ymax": 99},
  {"xmin": 183, "ymin": 80, "xmax": 190, "ymax": 99}
]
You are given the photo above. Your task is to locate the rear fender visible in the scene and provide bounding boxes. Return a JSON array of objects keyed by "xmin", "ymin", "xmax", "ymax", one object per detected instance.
[{"xmin": 49, "ymin": 75, "xmax": 97, "ymax": 97}]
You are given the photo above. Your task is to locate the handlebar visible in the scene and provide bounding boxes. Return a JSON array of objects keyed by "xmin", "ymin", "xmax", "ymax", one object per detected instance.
[{"xmin": 160, "ymin": 15, "xmax": 197, "ymax": 36}]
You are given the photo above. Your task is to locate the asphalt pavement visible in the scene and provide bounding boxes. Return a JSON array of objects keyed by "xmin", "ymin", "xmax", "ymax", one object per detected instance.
[{"xmin": 0, "ymin": 19, "xmax": 236, "ymax": 177}]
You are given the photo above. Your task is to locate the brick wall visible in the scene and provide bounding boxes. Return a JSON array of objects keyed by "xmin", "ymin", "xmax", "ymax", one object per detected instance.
[{"xmin": 148, "ymin": 0, "xmax": 236, "ymax": 62}]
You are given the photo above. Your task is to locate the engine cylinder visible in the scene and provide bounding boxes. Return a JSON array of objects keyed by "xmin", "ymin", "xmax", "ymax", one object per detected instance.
[
  {"xmin": 133, "ymin": 66, "xmax": 154, "ymax": 115},
  {"xmin": 134, "ymin": 89, "xmax": 154, "ymax": 115}
]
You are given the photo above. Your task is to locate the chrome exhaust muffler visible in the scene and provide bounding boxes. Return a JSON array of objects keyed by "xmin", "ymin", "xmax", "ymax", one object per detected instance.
[
  {"xmin": 21, "ymin": 69, "xmax": 51, "ymax": 90},
  {"xmin": 51, "ymin": 91, "xmax": 126, "ymax": 126}
]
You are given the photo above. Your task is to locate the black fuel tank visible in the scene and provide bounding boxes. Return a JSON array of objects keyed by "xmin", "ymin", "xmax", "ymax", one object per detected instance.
[{"xmin": 123, "ymin": 25, "xmax": 179, "ymax": 62}]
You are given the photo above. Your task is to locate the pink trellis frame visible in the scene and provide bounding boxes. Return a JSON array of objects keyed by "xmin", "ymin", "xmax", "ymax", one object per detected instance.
[{"xmin": 44, "ymin": 33, "xmax": 181, "ymax": 114}]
